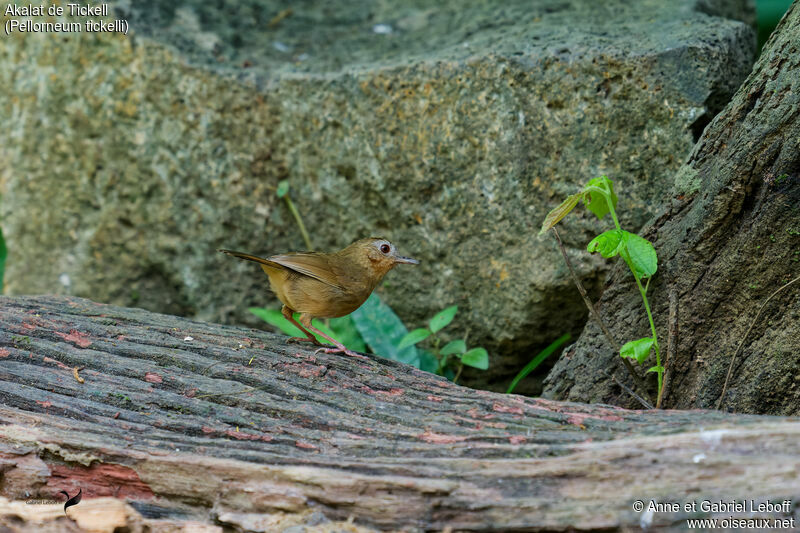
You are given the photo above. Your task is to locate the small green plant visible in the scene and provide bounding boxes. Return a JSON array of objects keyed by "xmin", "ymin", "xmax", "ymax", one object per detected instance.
[
  {"xmin": 250, "ymin": 293, "xmax": 435, "ymax": 371},
  {"xmin": 397, "ymin": 305, "xmax": 489, "ymax": 381},
  {"xmin": 250, "ymin": 296, "xmax": 490, "ymax": 381},
  {"xmin": 506, "ymin": 333, "xmax": 571, "ymax": 394},
  {"xmin": 540, "ymin": 175, "xmax": 663, "ymax": 407},
  {"xmin": 349, "ymin": 293, "xmax": 438, "ymax": 373}
]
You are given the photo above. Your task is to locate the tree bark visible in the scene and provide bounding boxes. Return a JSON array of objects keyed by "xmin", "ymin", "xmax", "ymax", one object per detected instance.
[
  {"xmin": 1, "ymin": 295, "xmax": 800, "ymax": 532},
  {"xmin": 544, "ymin": 1, "xmax": 800, "ymax": 415}
]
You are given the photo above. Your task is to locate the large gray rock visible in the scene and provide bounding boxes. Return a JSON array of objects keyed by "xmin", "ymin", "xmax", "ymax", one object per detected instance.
[{"xmin": 0, "ymin": 0, "xmax": 755, "ymax": 392}]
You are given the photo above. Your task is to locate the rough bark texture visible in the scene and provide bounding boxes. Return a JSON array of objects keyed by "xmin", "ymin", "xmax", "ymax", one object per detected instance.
[
  {"xmin": 543, "ymin": 1, "xmax": 800, "ymax": 415},
  {"xmin": 1, "ymin": 295, "xmax": 800, "ymax": 532}
]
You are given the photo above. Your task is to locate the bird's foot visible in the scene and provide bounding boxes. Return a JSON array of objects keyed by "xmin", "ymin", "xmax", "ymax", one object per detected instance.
[
  {"xmin": 314, "ymin": 345, "xmax": 368, "ymax": 360},
  {"xmin": 287, "ymin": 336, "xmax": 322, "ymax": 346}
]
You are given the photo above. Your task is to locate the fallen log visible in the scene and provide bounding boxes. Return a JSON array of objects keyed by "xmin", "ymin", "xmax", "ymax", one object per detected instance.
[{"xmin": 1, "ymin": 295, "xmax": 798, "ymax": 531}]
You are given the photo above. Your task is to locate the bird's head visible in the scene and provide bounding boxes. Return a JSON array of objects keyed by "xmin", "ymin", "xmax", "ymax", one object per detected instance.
[{"xmin": 346, "ymin": 237, "xmax": 419, "ymax": 278}]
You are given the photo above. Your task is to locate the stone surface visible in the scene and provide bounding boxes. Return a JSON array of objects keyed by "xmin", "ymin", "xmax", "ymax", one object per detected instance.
[{"xmin": 0, "ymin": 0, "xmax": 755, "ymax": 391}]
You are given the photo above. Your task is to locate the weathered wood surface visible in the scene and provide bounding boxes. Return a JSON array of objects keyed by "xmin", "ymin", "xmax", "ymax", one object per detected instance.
[{"xmin": 1, "ymin": 295, "xmax": 799, "ymax": 531}]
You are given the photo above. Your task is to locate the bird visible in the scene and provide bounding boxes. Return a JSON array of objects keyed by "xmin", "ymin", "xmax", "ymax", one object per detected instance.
[{"xmin": 220, "ymin": 237, "xmax": 419, "ymax": 358}]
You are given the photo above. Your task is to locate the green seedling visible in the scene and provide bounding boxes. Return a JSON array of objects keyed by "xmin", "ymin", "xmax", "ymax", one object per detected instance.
[
  {"xmin": 350, "ymin": 293, "xmax": 438, "ymax": 372},
  {"xmin": 397, "ymin": 305, "xmax": 489, "ymax": 381},
  {"xmin": 541, "ymin": 175, "xmax": 663, "ymax": 407}
]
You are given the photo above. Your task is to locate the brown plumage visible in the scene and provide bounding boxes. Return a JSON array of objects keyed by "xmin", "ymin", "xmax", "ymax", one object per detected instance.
[{"xmin": 220, "ymin": 237, "xmax": 418, "ymax": 357}]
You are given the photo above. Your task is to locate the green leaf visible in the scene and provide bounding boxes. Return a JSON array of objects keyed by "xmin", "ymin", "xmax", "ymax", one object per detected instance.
[
  {"xmin": 620, "ymin": 337, "xmax": 655, "ymax": 364},
  {"xmin": 506, "ymin": 333, "xmax": 571, "ymax": 394},
  {"xmin": 398, "ymin": 328, "xmax": 432, "ymax": 349},
  {"xmin": 583, "ymin": 175, "xmax": 618, "ymax": 220},
  {"xmin": 350, "ymin": 294, "xmax": 420, "ymax": 365},
  {"xmin": 418, "ymin": 349, "xmax": 439, "ymax": 374},
  {"xmin": 647, "ymin": 365, "xmax": 664, "ymax": 374},
  {"xmin": 539, "ymin": 193, "xmax": 581, "ymax": 235},
  {"xmin": 440, "ymin": 339, "xmax": 467, "ymax": 356},
  {"xmin": 460, "ymin": 347, "xmax": 489, "ymax": 370},
  {"xmin": 276, "ymin": 180, "xmax": 289, "ymax": 198},
  {"xmin": 585, "ymin": 176, "xmax": 611, "ymax": 189},
  {"xmin": 429, "ymin": 305, "xmax": 458, "ymax": 333},
  {"xmin": 587, "ymin": 229, "xmax": 625, "ymax": 258},
  {"xmin": 622, "ymin": 232, "xmax": 658, "ymax": 278}
]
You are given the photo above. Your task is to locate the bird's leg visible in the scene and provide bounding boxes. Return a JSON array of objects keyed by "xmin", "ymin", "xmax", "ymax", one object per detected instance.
[
  {"xmin": 282, "ymin": 305, "xmax": 322, "ymax": 346},
  {"xmin": 299, "ymin": 314, "xmax": 368, "ymax": 360}
]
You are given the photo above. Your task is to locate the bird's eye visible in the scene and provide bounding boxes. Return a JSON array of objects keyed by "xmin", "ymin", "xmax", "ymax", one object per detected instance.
[{"xmin": 380, "ymin": 244, "xmax": 391, "ymax": 254}]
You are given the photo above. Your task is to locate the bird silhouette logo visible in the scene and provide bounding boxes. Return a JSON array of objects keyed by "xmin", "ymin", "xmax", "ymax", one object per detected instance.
[{"xmin": 59, "ymin": 488, "xmax": 82, "ymax": 513}]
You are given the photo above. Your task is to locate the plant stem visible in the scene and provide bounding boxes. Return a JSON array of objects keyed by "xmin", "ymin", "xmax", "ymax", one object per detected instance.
[
  {"xmin": 603, "ymin": 183, "xmax": 662, "ymax": 406},
  {"xmin": 434, "ymin": 336, "xmax": 446, "ymax": 375},
  {"xmin": 633, "ymin": 271, "xmax": 662, "ymax": 401},
  {"xmin": 453, "ymin": 363, "xmax": 463, "ymax": 384},
  {"xmin": 551, "ymin": 228, "xmax": 653, "ymax": 407},
  {"xmin": 602, "ymin": 180, "xmax": 623, "ymax": 232},
  {"xmin": 284, "ymin": 196, "xmax": 313, "ymax": 251},
  {"xmin": 437, "ymin": 354, "xmax": 449, "ymax": 376}
]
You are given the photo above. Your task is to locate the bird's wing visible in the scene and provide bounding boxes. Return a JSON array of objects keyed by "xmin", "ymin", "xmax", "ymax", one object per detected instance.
[{"xmin": 267, "ymin": 253, "xmax": 346, "ymax": 290}]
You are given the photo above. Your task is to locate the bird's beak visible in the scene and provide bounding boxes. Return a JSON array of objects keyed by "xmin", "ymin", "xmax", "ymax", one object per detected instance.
[{"xmin": 394, "ymin": 255, "xmax": 420, "ymax": 265}]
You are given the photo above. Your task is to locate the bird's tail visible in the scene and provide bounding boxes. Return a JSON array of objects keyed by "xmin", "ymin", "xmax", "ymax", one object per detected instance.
[
  {"xmin": 219, "ymin": 249, "xmax": 288, "ymax": 279},
  {"xmin": 218, "ymin": 249, "xmax": 274, "ymax": 266}
]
